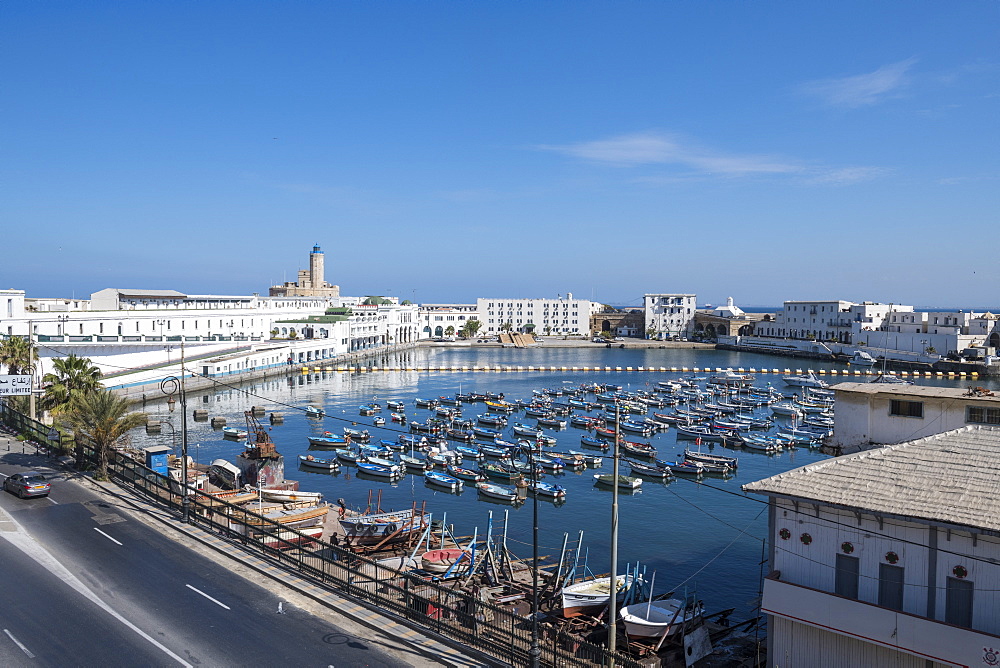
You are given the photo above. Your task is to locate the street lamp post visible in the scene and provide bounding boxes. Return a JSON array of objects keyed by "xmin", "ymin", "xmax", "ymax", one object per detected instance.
[{"xmin": 160, "ymin": 349, "xmax": 189, "ymax": 523}]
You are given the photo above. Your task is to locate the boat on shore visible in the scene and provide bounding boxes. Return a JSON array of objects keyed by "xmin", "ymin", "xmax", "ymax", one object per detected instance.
[
  {"xmin": 619, "ymin": 597, "xmax": 705, "ymax": 639},
  {"xmin": 562, "ymin": 574, "xmax": 637, "ymax": 618},
  {"xmin": 251, "ymin": 486, "xmax": 324, "ymax": 503},
  {"xmin": 421, "ymin": 548, "xmax": 470, "ymax": 573},
  {"xmin": 340, "ymin": 508, "xmax": 428, "ymax": 545}
]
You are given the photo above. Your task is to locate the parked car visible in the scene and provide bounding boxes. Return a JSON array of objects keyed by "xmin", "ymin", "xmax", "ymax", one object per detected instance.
[{"xmin": 3, "ymin": 472, "xmax": 50, "ymax": 498}]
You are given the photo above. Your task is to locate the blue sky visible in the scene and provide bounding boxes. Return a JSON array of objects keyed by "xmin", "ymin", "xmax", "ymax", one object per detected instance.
[{"xmin": 3, "ymin": 2, "xmax": 998, "ymax": 307}]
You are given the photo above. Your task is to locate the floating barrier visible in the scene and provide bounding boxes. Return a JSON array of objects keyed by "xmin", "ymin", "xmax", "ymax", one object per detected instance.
[{"xmin": 297, "ymin": 365, "xmax": 977, "ymax": 378}]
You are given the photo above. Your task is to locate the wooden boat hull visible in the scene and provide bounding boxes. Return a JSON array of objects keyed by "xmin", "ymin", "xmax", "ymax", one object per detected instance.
[
  {"xmin": 562, "ymin": 575, "xmax": 633, "ymax": 618},
  {"xmin": 620, "ymin": 599, "xmax": 703, "ymax": 638}
]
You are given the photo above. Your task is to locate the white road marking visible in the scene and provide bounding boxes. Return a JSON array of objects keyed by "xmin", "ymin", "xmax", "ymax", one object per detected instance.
[
  {"xmin": 94, "ymin": 528, "xmax": 123, "ymax": 546},
  {"xmin": 4, "ymin": 629, "xmax": 35, "ymax": 658},
  {"xmin": 0, "ymin": 514, "xmax": 190, "ymax": 667},
  {"xmin": 186, "ymin": 584, "xmax": 231, "ymax": 610}
]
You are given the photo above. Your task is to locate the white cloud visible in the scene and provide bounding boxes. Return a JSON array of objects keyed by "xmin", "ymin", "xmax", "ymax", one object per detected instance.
[
  {"xmin": 799, "ymin": 58, "xmax": 918, "ymax": 108},
  {"xmin": 538, "ymin": 132, "xmax": 801, "ymax": 176}
]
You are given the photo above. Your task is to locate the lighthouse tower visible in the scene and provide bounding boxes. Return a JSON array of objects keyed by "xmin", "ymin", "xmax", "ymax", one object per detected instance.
[{"xmin": 309, "ymin": 244, "xmax": 324, "ymax": 289}]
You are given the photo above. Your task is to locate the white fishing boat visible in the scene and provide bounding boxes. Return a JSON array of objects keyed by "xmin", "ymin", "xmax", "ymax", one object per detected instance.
[
  {"xmin": 250, "ymin": 486, "xmax": 324, "ymax": 503},
  {"xmin": 848, "ymin": 350, "xmax": 878, "ymax": 367},
  {"xmin": 781, "ymin": 371, "xmax": 828, "ymax": 389},
  {"xmin": 619, "ymin": 598, "xmax": 705, "ymax": 639},
  {"xmin": 562, "ymin": 574, "xmax": 636, "ymax": 617}
]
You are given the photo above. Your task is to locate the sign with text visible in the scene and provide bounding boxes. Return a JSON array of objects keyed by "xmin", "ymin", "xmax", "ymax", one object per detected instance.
[{"xmin": 0, "ymin": 375, "xmax": 32, "ymax": 396}]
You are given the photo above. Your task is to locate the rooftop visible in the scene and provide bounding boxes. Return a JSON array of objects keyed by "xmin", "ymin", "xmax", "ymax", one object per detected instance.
[
  {"xmin": 743, "ymin": 426, "xmax": 1000, "ymax": 533},
  {"xmin": 832, "ymin": 381, "xmax": 1000, "ymax": 403}
]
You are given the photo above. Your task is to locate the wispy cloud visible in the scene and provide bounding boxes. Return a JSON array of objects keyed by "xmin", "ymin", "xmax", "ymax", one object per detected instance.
[
  {"xmin": 537, "ymin": 132, "xmax": 800, "ymax": 176},
  {"xmin": 804, "ymin": 167, "xmax": 891, "ymax": 185},
  {"xmin": 799, "ymin": 58, "xmax": 918, "ymax": 108}
]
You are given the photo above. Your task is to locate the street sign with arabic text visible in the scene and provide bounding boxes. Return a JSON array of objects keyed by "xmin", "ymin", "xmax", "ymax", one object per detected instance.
[{"xmin": 0, "ymin": 375, "xmax": 32, "ymax": 396}]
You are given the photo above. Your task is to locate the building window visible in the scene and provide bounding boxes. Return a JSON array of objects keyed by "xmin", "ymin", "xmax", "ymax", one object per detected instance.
[
  {"xmin": 967, "ymin": 406, "xmax": 1000, "ymax": 425},
  {"xmin": 890, "ymin": 400, "xmax": 923, "ymax": 418},
  {"xmin": 835, "ymin": 554, "xmax": 859, "ymax": 599},
  {"xmin": 878, "ymin": 564, "xmax": 904, "ymax": 611},
  {"xmin": 945, "ymin": 577, "xmax": 974, "ymax": 628}
]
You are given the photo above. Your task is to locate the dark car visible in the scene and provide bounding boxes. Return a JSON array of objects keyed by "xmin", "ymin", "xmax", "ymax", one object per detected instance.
[{"xmin": 3, "ymin": 472, "xmax": 50, "ymax": 498}]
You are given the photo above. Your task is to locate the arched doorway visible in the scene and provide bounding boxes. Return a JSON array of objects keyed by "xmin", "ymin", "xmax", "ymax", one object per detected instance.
[{"xmin": 990, "ymin": 333, "xmax": 1000, "ymax": 348}]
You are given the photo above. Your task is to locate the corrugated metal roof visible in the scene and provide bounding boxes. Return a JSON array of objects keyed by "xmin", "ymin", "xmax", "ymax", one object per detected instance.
[{"xmin": 743, "ymin": 426, "xmax": 1000, "ymax": 532}]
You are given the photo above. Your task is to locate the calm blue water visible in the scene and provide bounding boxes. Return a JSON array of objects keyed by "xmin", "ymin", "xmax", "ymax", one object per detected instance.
[{"xmin": 134, "ymin": 346, "xmax": 995, "ymax": 621}]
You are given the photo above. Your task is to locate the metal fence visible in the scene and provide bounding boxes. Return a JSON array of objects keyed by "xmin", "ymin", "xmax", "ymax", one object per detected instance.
[{"xmin": 0, "ymin": 401, "xmax": 643, "ymax": 668}]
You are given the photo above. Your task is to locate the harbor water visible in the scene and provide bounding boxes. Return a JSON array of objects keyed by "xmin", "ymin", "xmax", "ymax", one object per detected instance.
[{"xmin": 132, "ymin": 346, "xmax": 996, "ymax": 622}]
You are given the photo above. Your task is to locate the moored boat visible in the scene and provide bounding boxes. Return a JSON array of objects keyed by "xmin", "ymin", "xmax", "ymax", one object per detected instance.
[
  {"xmin": 593, "ymin": 474, "xmax": 642, "ymax": 490},
  {"xmin": 424, "ymin": 470, "xmax": 464, "ymax": 491},
  {"xmin": 476, "ymin": 481, "xmax": 521, "ymax": 503},
  {"xmin": 298, "ymin": 454, "xmax": 340, "ymax": 471}
]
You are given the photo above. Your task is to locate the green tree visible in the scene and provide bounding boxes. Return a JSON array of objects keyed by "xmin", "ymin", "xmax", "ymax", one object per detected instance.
[
  {"xmin": 444, "ymin": 325, "xmax": 455, "ymax": 337},
  {"xmin": 460, "ymin": 319, "xmax": 482, "ymax": 339},
  {"xmin": 646, "ymin": 327, "xmax": 657, "ymax": 340},
  {"xmin": 63, "ymin": 389, "xmax": 147, "ymax": 479},
  {"xmin": 41, "ymin": 354, "xmax": 103, "ymax": 415},
  {"xmin": 0, "ymin": 336, "xmax": 37, "ymax": 375},
  {"xmin": 501, "ymin": 321, "xmax": 513, "ymax": 333}
]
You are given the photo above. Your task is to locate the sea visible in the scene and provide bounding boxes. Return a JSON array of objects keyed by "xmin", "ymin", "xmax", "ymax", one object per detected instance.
[{"xmin": 130, "ymin": 346, "xmax": 999, "ymax": 623}]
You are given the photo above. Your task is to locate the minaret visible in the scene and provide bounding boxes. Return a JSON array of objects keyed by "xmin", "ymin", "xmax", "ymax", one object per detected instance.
[{"xmin": 309, "ymin": 244, "xmax": 324, "ymax": 289}]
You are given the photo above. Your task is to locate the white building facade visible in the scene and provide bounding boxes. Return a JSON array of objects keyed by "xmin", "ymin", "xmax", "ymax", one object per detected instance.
[
  {"xmin": 829, "ymin": 382, "xmax": 1000, "ymax": 453},
  {"xmin": 418, "ymin": 304, "xmax": 481, "ymax": 339},
  {"xmin": 745, "ymin": 427, "xmax": 1000, "ymax": 668},
  {"xmin": 476, "ymin": 293, "xmax": 599, "ymax": 336},
  {"xmin": 643, "ymin": 294, "xmax": 697, "ymax": 339},
  {"xmin": 0, "ymin": 288, "xmax": 419, "ymax": 383}
]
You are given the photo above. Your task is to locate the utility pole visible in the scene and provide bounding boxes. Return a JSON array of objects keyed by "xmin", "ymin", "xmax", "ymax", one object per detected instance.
[
  {"xmin": 180, "ymin": 340, "xmax": 189, "ymax": 523},
  {"xmin": 28, "ymin": 319, "xmax": 35, "ymax": 421},
  {"xmin": 608, "ymin": 399, "xmax": 621, "ymax": 666}
]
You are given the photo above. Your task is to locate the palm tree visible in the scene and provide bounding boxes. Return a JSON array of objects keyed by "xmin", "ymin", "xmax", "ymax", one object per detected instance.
[
  {"xmin": 0, "ymin": 336, "xmax": 37, "ymax": 375},
  {"xmin": 41, "ymin": 354, "xmax": 103, "ymax": 415},
  {"xmin": 63, "ymin": 389, "xmax": 147, "ymax": 479},
  {"xmin": 444, "ymin": 325, "xmax": 455, "ymax": 337},
  {"xmin": 501, "ymin": 321, "xmax": 514, "ymax": 333},
  {"xmin": 460, "ymin": 319, "xmax": 482, "ymax": 339}
]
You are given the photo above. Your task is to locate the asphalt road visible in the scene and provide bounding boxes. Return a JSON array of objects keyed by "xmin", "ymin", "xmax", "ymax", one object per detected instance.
[{"xmin": 0, "ymin": 452, "xmax": 412, "ymax": 667}]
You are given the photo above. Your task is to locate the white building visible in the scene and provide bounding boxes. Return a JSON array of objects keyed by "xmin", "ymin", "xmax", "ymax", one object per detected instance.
[
  {"xmin": 476, "ymin": 293, "xmax": 598, "ymax": 336},
  {"xmin": 418, "ymin": 304, "xmax": 481, "ymax": 339},
  {"xmin": 643, "ymin": 294, "xmax": 697, "ymax": 339},
  {"xmin": 0, "ymin": 287, "xmax": 419, "ymax": 382},
  {"xmin": 828, "ymin": 382, "xmax": 1000, "ymax": 454},
  {"xmin": 748, "ymin": 300, "xmax": 1000, "ymax": 358},
  {"xmin": 745, "ymin": 426, "xmax": 1000, "ymax": 668}
]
